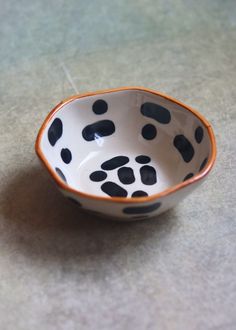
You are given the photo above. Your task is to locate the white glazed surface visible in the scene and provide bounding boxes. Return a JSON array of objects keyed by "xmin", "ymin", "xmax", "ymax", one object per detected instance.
[{"xmin": 38, "ymin": 89, "xmax": 213, "ymax": 220}]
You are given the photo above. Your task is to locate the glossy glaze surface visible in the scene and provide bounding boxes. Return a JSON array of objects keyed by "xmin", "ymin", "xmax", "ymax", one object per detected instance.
[{"xmin": 36, "ymin": 87, "xmax": 216, "ymax": 220}]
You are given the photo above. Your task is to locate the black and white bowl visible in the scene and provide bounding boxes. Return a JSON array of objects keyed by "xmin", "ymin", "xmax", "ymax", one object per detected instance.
[{"xmin": 35, "ymin": 87, "xmax": 216, "ymax": 220}]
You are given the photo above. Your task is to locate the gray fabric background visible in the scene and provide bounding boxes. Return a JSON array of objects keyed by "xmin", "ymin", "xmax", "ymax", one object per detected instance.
[{"xmin": 0, "ymin": 1, "xmax": 236, "ymax": 329}]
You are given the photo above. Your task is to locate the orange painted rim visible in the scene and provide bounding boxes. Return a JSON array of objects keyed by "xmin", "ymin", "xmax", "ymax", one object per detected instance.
[{"xmin": 35, "ymin": 86, "xmax": 217, "ymax": 204}]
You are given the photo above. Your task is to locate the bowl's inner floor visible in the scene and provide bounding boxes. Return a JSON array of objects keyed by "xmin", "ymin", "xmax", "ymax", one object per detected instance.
[{"xmin": 73, "ymin": 148, "xmax": 175, "ymax": 198}]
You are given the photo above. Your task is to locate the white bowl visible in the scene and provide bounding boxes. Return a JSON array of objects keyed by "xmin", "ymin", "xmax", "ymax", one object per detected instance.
[{"xmin": 35, "ymin": 87, "xmax": 216, "ymax": 220}]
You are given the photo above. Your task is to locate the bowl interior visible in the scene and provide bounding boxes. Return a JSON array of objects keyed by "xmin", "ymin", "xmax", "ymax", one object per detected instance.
[{"xmin": 38, "ymin": 89, "xmax": 212, "ymax": 199}]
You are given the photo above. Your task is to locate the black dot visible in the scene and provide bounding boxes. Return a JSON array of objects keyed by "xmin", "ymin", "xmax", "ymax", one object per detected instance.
[
  {"xmin": 123, "ymin": 202, "xmax": 161, "ymax": 214},
  {"xmin": 199, "ymin": 157, "xmax": 208, "ymax": 172},
  {"xmin": 92, "ymin": 99, "xmax": 108, "ymax": 115},
  {"xmin": 173, "ymin": 135, "xmax": 195, "ymax": 163},
  {"xmin": 90, "ymin": 170, "xmax": 107, "ymax": 182},
  {"xmin": 48, "ymin": 118, "xmax": 63, "ymax": 146},
  {"xmin": 82, "ymin": 120, "xmax": 115, "ymax": 141},
  {"xmin": 101, "ymin": 156, "xmax": 129, "ymax": 170},
  {"xmin": 101, "ymin": 182, "xmax": 128, "ymax": 197},
  {"xmin": 55, "ymin": 167, "xmax": 67, "ymax": 183},
  {"xmin": 195, "ymin": 126, "xmax": 204, "ymax": 144},
  {"xmin": 61, "ymin": 148, "xmax": 72, "ymax": 164},
  {"xmin": 132, "ymin": 190, "xmax": 148, "ymax": 197},
  {"xmin": 140, "ymin": 165, "xmax": 157, "ymax": 185},
  {"xmin": 67, "ymin": 197, "xmax": 82, "ymax": 207},
  {"xmin": 118, "ymin": 167, "xmax": 135, "ymax": 185},
  {"xmin": 141, "ymin": 102, "xmax": 171, "ymax": 124},
  {"xmin": 142, "ymin": 124, "xmax": 157, "ymax": 140},
  {"xmin": 183, "ymin": 173, "xmax": 194, "ymax": 181},
  {"xmin": 135, "ymin": 155, "xmax": 151, "ymax": 164}
]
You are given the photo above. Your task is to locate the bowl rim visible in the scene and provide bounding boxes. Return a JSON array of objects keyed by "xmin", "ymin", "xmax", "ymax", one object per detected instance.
[{"xmin": 35, "ymin": 86, "xmax": 217, "ymax": 204}]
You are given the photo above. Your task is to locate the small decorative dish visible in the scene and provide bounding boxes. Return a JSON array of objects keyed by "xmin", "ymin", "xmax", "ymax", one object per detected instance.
[{"xmin": 35, "ymin": 87, "xmax": 216, "ymax": 220}]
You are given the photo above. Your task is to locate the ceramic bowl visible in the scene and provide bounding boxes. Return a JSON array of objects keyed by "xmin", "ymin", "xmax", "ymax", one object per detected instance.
[{"xmin": 35, "ymin": 87, "xmax": 216, "ymax": 221}]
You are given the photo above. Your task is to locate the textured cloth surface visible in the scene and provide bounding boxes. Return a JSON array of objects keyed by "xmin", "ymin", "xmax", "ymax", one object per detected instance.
[{"xmin": 0, "ymin": 1, "xmax": 236, "ymax": 329}]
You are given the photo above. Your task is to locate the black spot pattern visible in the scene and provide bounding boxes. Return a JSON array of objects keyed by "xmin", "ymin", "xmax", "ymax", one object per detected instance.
[
  {"xmin": 140, "ymin": 165, "xmax": 157, "ymax": 185},
  {"xmin": 67, "ymin": 197, "xmax": 82, "ymax": 206},
  {"xmin": 199, "ymin": 157, "xmax": 208, "ymax": 172},
  {"xmin": 183, "ymin": 173, "xmax": 194, "ymax": 181},
  {"xmin": 90, "ymin": 170, "xmax": 107, "ymax": 182},
  {"xmin": 48, "ymin": 118, "xmax": 63, "ymax": 146},
  {"xmin": 101, "ymin": 156, "xmax": 129, "ymax": 170},
  {"xmin": 61, "ymin": 148, "xmax": 72, "ymax": 164},
  {"xmin": 55, "ymin": 167, "xmax": 67, "ymax": 183},
  {"xmin": 142, "ymin": 124, "xmax": 157, "ymax": 140},
  {"xmin": 89, "ymin": 155, "xmax": 158, "ymax": 199},
  {"xmin": 195, "ymin": 126, "xmax": 204, "ymax": 144},
  {"xmin": 123, "ymin": 202, "xmax": 161, "ymax": 214},
  {"xmin": 135, "ymin": 155, "xmax": 151, "ymax": 164},
  {"xmin": 132, "ymin": 190, "xmax": 148, "ymax": 197},
  {"xmin": 92, "ymin": 99, "xmax": 108, "ymax": 115},
  {"xmin": 173, "ymin": 135, "xmax": 195, "ymax": 163},
  {"xmin": 118, "ymin": 167, "xmax": 135, "ymax": 184},
  {"xmin": 141, "ymin": 102, "xmax": 171, "ymax": 124},
  {"xmin": 101, "ymin": 182, "xmax": 128, "ymax": 197},
  {"xmin": 82, "ymin": 120, "xmax": 115, "ymax": 141}
]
